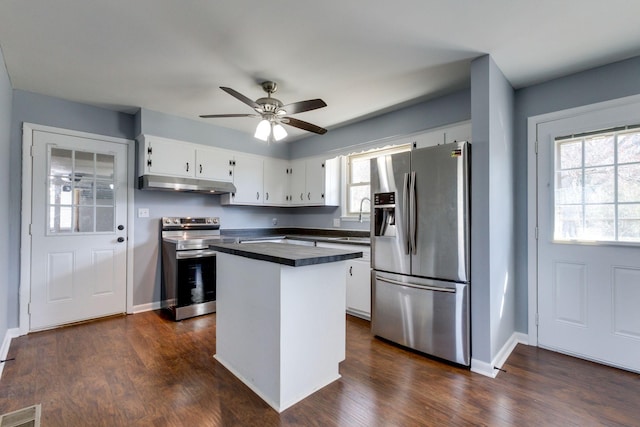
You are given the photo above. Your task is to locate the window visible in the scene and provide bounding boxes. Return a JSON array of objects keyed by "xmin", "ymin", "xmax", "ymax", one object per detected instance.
[
  {"xmin": 554, "ymin": 127, "xmax": 640, "ymax": 242},
  {"xmin": 345, "ymin": 144, "xmax": 411, "ymax": 218}
]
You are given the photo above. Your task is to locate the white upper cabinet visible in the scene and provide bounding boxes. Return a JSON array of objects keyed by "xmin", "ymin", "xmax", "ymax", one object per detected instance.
[
  {"xmin": 288, "ymin": 157, "xmax": 339, "ymax": 206},
  {"xmin": 288, "ymin": 159, "xmax": 307, "ymax": 205},
  {"xmin": 263, "ymin": 158, "xmax": 290, "ymax": 205},
  {"xmin": 196, "ymin": 146, "xmax": 234, "ymax": 182},
  {"xmin": 227, "ymin": 152, "xmax": 264, "ymax": 205},
  {"xmin": 140, "ymin": 135, "xmax": 196, "ymax": 178}
]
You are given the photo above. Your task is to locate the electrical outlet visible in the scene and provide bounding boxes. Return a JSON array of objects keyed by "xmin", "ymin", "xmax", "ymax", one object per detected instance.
[
  {"xmin": 333, "ymin": 218, "xmax": 341, "ymax": 227},
  {"xmin": 272, "ymin": 218, "xmax": 278, "ymax": 226},
  {"xmin": 138, "ymin": 208, "xmax": 150, "ymax": 218}
]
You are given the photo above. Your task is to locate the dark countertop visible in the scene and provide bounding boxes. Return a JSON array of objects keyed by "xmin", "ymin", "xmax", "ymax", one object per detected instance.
[{"xmin": 209, "ymin": 242, "xmax": 363, "ymax": 267}]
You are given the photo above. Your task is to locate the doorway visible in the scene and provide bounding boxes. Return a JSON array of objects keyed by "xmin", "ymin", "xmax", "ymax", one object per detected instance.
[
  {"xmin": 530, "ymin": 98, "xmax": 640, "ymax": 372},
  {"xmin": 20, "ymin": 124, "xmax": 134, "ymax": 332}
]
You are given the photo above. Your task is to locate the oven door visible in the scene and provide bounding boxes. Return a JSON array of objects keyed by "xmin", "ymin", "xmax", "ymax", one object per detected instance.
[{"xmin": 175, "ymin": 249, "xmax": 217, "ymax": 308}]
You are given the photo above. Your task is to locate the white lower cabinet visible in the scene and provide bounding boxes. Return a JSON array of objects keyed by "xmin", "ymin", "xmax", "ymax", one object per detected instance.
[{"xmin": 317, "ymin": 243, "xmax": 371, "ymax": 320}]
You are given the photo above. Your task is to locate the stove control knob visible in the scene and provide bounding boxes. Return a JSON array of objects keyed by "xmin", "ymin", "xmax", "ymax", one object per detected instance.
[
  {"xmin": 173, "ymin": 218, "xmax": 179, "ymax": 224},
  {"xmin": 164, "ymin": 218, "xmax": 171, "ymax": 224},
  {"xmin": 206, "ymin": 218, "xmax": 212, "ymax": 224}
]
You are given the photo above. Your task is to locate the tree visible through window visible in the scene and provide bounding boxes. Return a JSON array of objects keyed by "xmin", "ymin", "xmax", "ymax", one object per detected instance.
[{"xmin": 554, "ymin": 128, "xmax": 640, "ymax": 242}]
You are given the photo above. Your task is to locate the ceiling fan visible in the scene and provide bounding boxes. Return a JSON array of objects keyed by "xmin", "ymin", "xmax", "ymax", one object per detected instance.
[{"xmin": 200, "ymin": 81, "xmax": 328, "ymax": 142}]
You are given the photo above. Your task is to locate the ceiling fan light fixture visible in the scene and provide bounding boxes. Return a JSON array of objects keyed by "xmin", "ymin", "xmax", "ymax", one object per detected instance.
[
  {"xmin": 272, "ymin": 123, "xmax": 287, "ymax": 141},
  {"xmin": 254, "ymin": 119, "xmax": 270, "ymax": 141}
]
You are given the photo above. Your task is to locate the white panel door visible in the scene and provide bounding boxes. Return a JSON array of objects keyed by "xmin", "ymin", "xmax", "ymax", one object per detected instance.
[
  {"xmin": 30, "ymin": 130, "xmax": 128, "ymax": 330},
  {"xmin": 537, "ymin": 102, "xmax": 640, "ymax": 372}
]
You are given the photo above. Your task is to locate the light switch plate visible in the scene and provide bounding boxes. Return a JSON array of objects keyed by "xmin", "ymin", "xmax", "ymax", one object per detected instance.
[
  {"xmin": 138, "ymin": 208, "xmax": 150, "ymax": 218},
  {"xmin": 333, "ymin": 218, "xmax": 341, "ymax": 227}
]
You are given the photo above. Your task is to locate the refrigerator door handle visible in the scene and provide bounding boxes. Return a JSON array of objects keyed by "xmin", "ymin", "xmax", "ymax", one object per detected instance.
[
  {"xmin": 376, "ymin": 276, "xmax": 456, "ymax": 293},
  {"xmin": 409, "ymin": 171, "xmax": 417, "ymax": 255},
  {"xmin": 403, "ymin": 172, "xmax": 410, "ymax": 255}
]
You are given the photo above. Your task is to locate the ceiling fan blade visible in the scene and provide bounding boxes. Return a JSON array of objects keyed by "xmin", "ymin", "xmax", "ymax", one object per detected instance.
[
  {"xmin": 281, "ymin": 99, "xmax": 327, "ymax": 115},
  {"xmin": 282, "ymin": 117, "xmax": 327, "ymax": 135},
  {"xmin": 220, "ymin": 87, "xmax": 262, "ymax": 111},
  {"xmin": 199, "ymin": 113, "xmax": 259, "ymax": 118}
]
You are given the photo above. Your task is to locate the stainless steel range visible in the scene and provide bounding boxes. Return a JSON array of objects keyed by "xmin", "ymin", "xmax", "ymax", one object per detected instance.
[{"xmin": 161, "ymin": 216, "xmax": 224, "ymax": 320}]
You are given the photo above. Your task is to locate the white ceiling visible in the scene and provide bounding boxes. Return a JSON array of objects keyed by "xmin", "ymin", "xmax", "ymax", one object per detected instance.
[{"xmin": 1, "ymin": 0, "xmax": 640, "ymax": 141}]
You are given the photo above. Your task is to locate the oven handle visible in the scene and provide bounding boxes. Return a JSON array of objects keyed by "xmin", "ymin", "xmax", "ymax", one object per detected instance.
[{"xmin": 176, "ymin": 249, "xmax": 217, "ymax": 259}]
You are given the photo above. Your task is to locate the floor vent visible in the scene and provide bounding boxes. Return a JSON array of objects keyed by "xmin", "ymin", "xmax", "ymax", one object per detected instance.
[{"xmin": 0, "ymin": 404, "xmax": 41, "ymax": 427}]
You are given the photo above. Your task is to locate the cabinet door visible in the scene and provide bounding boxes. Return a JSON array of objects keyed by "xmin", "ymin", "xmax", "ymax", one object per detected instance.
[
  {"xmin": 289, "ymin": 159, "xmax": 306, "ymax": 205},
  {"xmin": 263, "ymin": 158, "xmax": 289, "ymax": 205},
  {"xmin": 346, "ymin": 260, "xmax": 371, "ymax": 319},
  {"xmin": 231, "ymin": 153, "xmax": 263, "ymax": 204},
  {"xmin": 147, "ymin": 138, "xmax": 195, "ymax": 177},
  {"xmin": 305, "ymin": 158, "xmax": 325, "ymax": 205},
  {"xmin": 196, "ymin": 147, "xmax": 234, "ymax": 182}
]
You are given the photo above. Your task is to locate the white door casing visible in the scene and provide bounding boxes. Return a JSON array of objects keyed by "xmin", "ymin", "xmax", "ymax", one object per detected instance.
[
  {"xmin": 20, "ymin": 124, "xmax": 134, "ymax": 333},
  {"xmin": 531, "ymin": 97, "xmax": 640, "ymax": 373}
]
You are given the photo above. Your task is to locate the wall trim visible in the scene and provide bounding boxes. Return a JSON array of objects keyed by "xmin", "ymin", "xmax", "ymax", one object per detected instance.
[
  {"xmin": 471, "ymin": 331, "xmax": 528, "ymax": 378},
  {"xmin": 0, "ymin": 328, "xmax": 19, "ymax": 380},
  {"xmin": 131, "ymin": 301, "xmax": 163, "ymax": 314}
]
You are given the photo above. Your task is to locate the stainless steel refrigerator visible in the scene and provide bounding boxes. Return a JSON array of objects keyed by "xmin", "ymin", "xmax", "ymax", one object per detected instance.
[{"xmin": 370, "ymin": 141, "xmax": 470, "ymax": 366}]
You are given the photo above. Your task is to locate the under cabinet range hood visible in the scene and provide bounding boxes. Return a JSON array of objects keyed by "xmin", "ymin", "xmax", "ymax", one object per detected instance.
[{"xmin": 138, "ymin": 175, "xmax": 236, "ymax": 194}]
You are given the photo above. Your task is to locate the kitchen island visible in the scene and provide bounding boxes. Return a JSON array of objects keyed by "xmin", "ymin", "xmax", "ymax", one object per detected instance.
[{"xmin": 208, "ymin": 242, "xmax": 363, "ymax": 412}]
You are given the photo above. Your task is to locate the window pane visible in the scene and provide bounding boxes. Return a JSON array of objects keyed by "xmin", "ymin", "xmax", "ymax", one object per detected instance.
[
  {"xmin": 50, "ymin": 148, "xmax": 72, "ymax": 177},
  {"xmin": 558, "ymin": 141, "xmax": 582, "ymax": 169},
  {"xmin": 76, "ymin": 178, "xmax": 95, "ymax": 206},
  {"xmin": 351, "ymin": 158, "xmax": 370, "ymax": 184},
  {"xmin": 583, "ymin": 204, "xmax": 615, "ymax": 240},
  {"xmin": 585, "ymin": 135, "xmax": 614, "ymax": 166},
  {"xmin": 555, "ymin": 205, "xmax": 583, "ymax": 240},
  {"xmin": 349, "ymin": 185, "xmax": 370, "ymax": 214},
  {"xmin": 77, "ymin": 206, "xmax": 95, "ymax": 233},
  {"xmin": 619, "ymin": 204, "xmax": 640, "ymax": 241},
  {"xmin": 584, "ymin": 166, "xmax": 614, "ymax": 203},
  {"xmin": 618, "ymin": 132, "xmax": 640, "ymax": 164},
  {"xmin": 49, "ymin": 176, "xmax": 73, "ymax": 205},
  {"xmin": 75, "ymin": 151, "xmax": 95, "ymax": 177},
  {"xmin": 96, "ymin": 207, "xmax": 115, "ymax": 232},
  {"xmin": 96, "ymin": 180, "xmax": 115, "ymax": 206},
  {"xmin": 555, "ymin": 170, "xmax": 582, "ymax": 204},
  {"xmin": 96, "ymin": 154, "xmax": 115, "ymax": 179},
  {"xmin": 50, "ymin": 206, "xmax": 73, "ymax": 233},
  {"xmin": 618, "ymin": 164, "xmax": 640, "ymax": 202}
]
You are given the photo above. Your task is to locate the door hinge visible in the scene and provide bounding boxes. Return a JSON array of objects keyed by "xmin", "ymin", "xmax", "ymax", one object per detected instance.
[
  {"xmin": 535, "ymin": 140, "xmax": 538, "ymax": 154},
  {"xmin": 535, "ymin": 226, "xmax": 539, "ymax": 240},
  {"xmin": 27, "ymin": 302, "xmax": 31, "ymax": 315},
  {"xmin": 30, "ymin": 145, "xmax": 35, "ymax": 157},
  {"xmin": 29, "ymin": 224, "xmax": 32, "ymax": 235},
  {"xmin": 535, "ymin": 313, "xmax": 539, "ymax": 326}
]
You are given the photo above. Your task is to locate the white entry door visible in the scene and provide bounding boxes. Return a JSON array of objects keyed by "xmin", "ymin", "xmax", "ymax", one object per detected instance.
[
  {"xmin": 537, "ymin": 101, "xmax": 640, "ymax": 372},
  {"xmin": 29, "ymin": 130, "xmax": 128, "ymax": 330}
]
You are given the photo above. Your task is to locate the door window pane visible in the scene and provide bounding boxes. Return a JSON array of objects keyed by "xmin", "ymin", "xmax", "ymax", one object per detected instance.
[
  {"xmin": 554, "ymin": 129, "xmax": 640, "ymax": 243},
  {"xmin": 47, "ymin": 146, "xmax": 116, "ymax": 234}
]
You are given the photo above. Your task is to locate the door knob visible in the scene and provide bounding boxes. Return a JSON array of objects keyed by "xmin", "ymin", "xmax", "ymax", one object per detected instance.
[
  {"xmin": 117, "ymin": 237, "xmax": 125, "ymax": 243},
  {"xmin": 117, "ymin": 225, "xmax": 124, "ymax": 231}
]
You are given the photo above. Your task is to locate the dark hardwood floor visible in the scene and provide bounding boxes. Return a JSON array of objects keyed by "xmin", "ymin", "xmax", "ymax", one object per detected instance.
[{"xmin": 1, "ymin": 311, "xmax": 638, "ymax": 426}]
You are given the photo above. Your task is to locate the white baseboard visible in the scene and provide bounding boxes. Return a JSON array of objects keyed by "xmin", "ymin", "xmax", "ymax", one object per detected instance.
[
  {"xmin": 471, "ymin": 331, "xmax": 528, "ymax": 378},
  {"xmin": 131, "ymin": 301, "xmax": 163, "ymax": 314},
  {"xmin": 0, "ymin": 328, "xmax": 20, "ymax": 380}
]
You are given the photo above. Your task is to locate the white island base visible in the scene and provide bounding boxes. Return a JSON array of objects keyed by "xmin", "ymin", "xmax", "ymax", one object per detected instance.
[{"xmin": 214, "ymin": 251, "xmax": 347, "ymax": 412}]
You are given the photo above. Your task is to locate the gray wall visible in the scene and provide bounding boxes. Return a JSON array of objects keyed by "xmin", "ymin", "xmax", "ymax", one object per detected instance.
[
  {"xmin": 512, "ymin": 55, "xmax": 640, "ymax": 332},
  {"xmin": 0, "ymin": 48, "xmax": 13, "ymax": 341},
  {"xmin": 470, "ymin": 55, "xmax": 516, "ymax": 365}
]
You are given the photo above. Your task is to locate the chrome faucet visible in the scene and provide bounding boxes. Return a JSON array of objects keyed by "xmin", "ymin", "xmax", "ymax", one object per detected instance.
[{"xmin": 358, "ymin": 197, "xmax": 371, "ymax": 223}]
